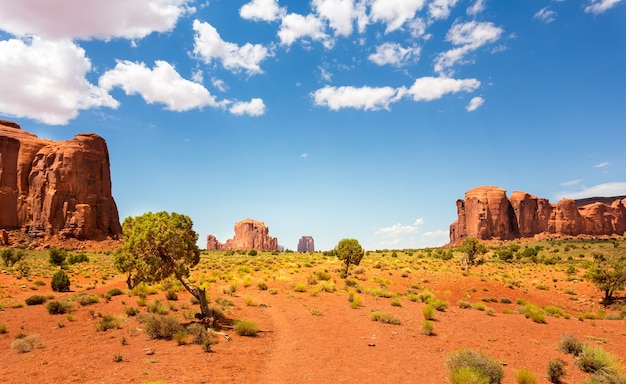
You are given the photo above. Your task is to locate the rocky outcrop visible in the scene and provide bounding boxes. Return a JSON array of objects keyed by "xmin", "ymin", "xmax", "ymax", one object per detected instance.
[
  {"xmin": 297, "ymin": 236, "xmax": 315, "ymax": 252},
  {"xmin": 0, "ymin": 120, "xmax": 121, "ymax": 240},
  {"xmin": 450, "ymin": 186, "xmax": 626, "ymax": 244},
  {"xmin": 206, "ymin": 218, "xmax": 278, "ymax": 251}
]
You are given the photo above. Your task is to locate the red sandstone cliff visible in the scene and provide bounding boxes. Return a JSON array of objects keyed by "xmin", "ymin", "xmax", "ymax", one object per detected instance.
[
  {"xmin": 0, "ymin": 120, "xmax": 121, "ymax": 240},
  {"xmin": 206, "ymin": 218, "xmax": 278, "ymax": 251},
  {"xmin": 450, "ymin": 186, "xmax": 626, "ymax": 244}
]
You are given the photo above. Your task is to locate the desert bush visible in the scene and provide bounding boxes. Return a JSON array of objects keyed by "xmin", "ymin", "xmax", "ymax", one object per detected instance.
[
  {"xmin": 48, "ymin": 248, "xmax": 67, "ymax": 266},
  {"xmin": 294, "ymin": 283, "xmax": 307, "ymax": 292},
  {"xmin": 107, "ymin": 287, "xmax": 124, "ymax": 296},
  {"xmin": 348, "ymin": 291, "xmax": 362, "ymax": 309},
  {"xmin": 314, "ymin": 270, "xmax": 331, "ymax": 281},
  {"xmin": 147, "ymin": 300, "xmax": 168, "ymax": 315},
  {"xmin": 319, "ymin": 281, "xmax": 335, "ymax": 292},
  {"xmin": 25, "ymin": 295, "xmax": 48, "ymax": 306},
  {"xmin": 257, "ymin": 280, "xmax": 268, "ymax": 290},
  {"xmin": 369, "ymin": 311, "xmax": 401, "ymax": 325},
  {"xmin": 51, "ymin": 270, "xmax": 71, "ymax": 292},
  {"xmin": 547, "ymin": 359, "xmax": 567, "ymax": 384},
  {"xmin": 458, "ymin": 300, "xmax": 472, "ymax": 309},
  {"xmin": 422, "ymin": 320, "xmax": 435, "ymax": 336},
  {"xmin": 558, "ymin": 333, "xmax": 583, "ymax": 356},
  {"xmin": 0, "ymin": 324, "xmax": 7, "ymax": 334},
  {"xmin": 233, "ymin": 320, "xmax": 259, "ymax": 336},
  {"xmin": 95, "ymin": 314, "xmax": 122, "ymax": 332},
  {"xmin": 515, "ymin": 368, "xmax": 537, "ymax": 384},
  {"xmin": 576, "ymin": 344, "xmax": 622, "ymax": 375},
  {"xmin": 422, "ymin": 304, "xmax": 435, "ymax": 320},
  {"xmin": 585, "ymin": 370, "xmax": 626, "ymax": 384},
  {"xmin": 473, "ymin": 302, "xmax": 487, "ymax": 311},
  {"xmin": 141, "ymin": 313, "xmax": 183, "ymax": 340},
  {"xmin": 76, "ymin": 294, "xmax": 99, "ymax": 306},
  {"xmin": 2, "ymin": 248, "xmax": 25, "ymax": 267},
  {"xmin": 174, "ymin": 329, "xmax": 188, "ymax": 345},
  {"xmin": 449, "ymin": 366, "xmax": 490, "ymax": 384},
  {"xmin": 446, "ymin": 349, "xmax": 504, "ymax": 384},
  {"xmin": 125, "ymin": 306, "xmax": 139, "ymax": 316},
  {"xmin": 429, "ymin": 298, "xmax": 449, "ymax": 312},
  {"xmin": 46, "ymin": 300, "xmax": 73, "ymax": 315},
  {"xmin": 523, "ymin": 304, "xmax": 546, "ymax": 324},
  {"xmin": 67, "ymin": 253, "xmax": 89, "ymax": 264},
  {"xmin": 245, "ymin": 295, "xmax": 258, "ymax": 306},
  {"xmin": 11, "ymin": 334, "xmax": 43, "ymax": 354}
]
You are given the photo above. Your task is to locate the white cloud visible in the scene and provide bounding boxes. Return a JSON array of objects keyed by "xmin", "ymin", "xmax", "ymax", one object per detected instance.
[
  {"xmin": 404, "ymin": 76, "xmax": 480, "ymax": 102},
  {"xmin": 193, "ymin": 20, "xmax": 270, "ymax": 75},
  {"xmin": 99, "ymin": 60, "xmax": 222, "ymax": 111},
  {"xmin": 0, "ymin": 37, "xmax": 117, "ymax": 125},
  {"xmin": 312, "ymin": 85, "xmax": 400, "ymax": 111},
  {"xmin": 368, "ymin": 42, "xmax": 421, "ymax": 66},
  {"xmin": 370, "ymin": 0, "xmax": 426, "ymax": 33},
  {"xmin": 466, "ymin": 96, "xmax": 484, "ymax": 111},
  {"xmin": 278, "ymin": 13, "xmax": 329, "ymax": 46},
  {"xmin": 212, "ymin": 77, "xmax": 228, "ymax": 92},
  {"xmin": 300, "ymin": 153, "xmax": 309, "ymax": 158},
  {"xmin": 229, "ymin": 98, "xmax": 266, "ymax": 116},
  {"xmin": 594, "ymin": 161, "xmax": 610, "ymax": 168},
  {"xmin": 467, "ymin": 0, "xmax": 486, "ymax": 16},
  {"xmin": 429, "ymin": 0, "xmax": 460, "ymax": 20},
  {"xmin": 584, "ymin": 0, "xmax": 622, "ymax": 15},
  {"xmin": 313, "ymin": 0, "xmax": 355, "ymax": 37},
  {"xmin": 376, "ymin": 219, "xmax": 424, "ymax": 237},
  {"xmin": 239, "ymin": 0, "xmax": 285, "ymax": 22},
  {"xmin": 408, "ymin": 18, "xmax": 428, "ymax": 38},
  {"xmin": 534, "ymin": 7, "xmax": 557, "ymax": 23},
  {"xmin": 434, "ymin": 21, "xmax": 503, "ymax": 75},
  {"xmin": 560, "ymin": 179, "xmax": 582, "ymax": 187},
  {"xmin": 0, "ymin": 0, "xmax": 192, "ymax": 40},
  {"xmin": 555, "ymin": 182, "xmax": 626, "ymax": 200},
  {"xmin": 319, "ymin": 66, "xmax": 333, "ymax": 82}
]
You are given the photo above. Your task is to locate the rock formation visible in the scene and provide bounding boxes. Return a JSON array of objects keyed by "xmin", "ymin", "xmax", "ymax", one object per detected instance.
[
  {"xmin": 206, "ymin": 218, "xmax": 278, "ymax": 251},
  {"xmin": 450, "ymin": 186, "xmax": 626, "ymax": 244},
  {"xmin": 297, "ymin": 236, "xmax": 315, "ymax": 252},
  {"xmin": 0, "ymin": 120, "xmax": 121, "ymax": 241}
]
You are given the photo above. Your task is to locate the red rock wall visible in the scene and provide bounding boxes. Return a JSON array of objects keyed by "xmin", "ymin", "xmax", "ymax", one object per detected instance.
[
  {"xmin": 450, "ymin": 186, "xmax": 626, "ymax": 244},
  {"xmin": 206, "ymin": 218, "xmax": 278, "ymax": 251},
  {"xmin": 0, "ymin": 120, "xmax": 121, "ymax": 240}
]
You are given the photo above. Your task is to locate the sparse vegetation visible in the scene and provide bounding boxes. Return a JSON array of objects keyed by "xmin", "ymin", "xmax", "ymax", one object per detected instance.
[
  {"xmin": 446, "ymin": 349, "xmax": 504, "ymax": 384},
  {"xmin": 233, "ymin": 320, "xmax": 259, "ymax": 336},
  {"xmin": 369, "ymin": 311, "xmax": 401, "ymax": 325}
]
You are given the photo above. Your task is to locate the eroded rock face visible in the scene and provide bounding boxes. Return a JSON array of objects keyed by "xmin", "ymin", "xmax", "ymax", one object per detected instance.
[
  {"xmin": 206, "ymin": 218, "xmax": 278, "ymax": 251},
  {"xmin": 0, "ymin": 120, "xmax": 121, "ymax": 240},
  {"xmin": 297, "ymin": 236, "xmax": 315, "ymax": 252},
  {"xmin": 450, "ymin": 186, "xmax": 626, "ymax": 244}
]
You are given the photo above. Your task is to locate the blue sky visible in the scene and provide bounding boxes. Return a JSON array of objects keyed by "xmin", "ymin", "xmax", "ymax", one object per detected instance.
[{"xmin": 0, "ymin": 0, "xmax": 625, "ymax": 251}]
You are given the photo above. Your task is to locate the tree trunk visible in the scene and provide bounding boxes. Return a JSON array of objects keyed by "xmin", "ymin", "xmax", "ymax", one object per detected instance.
[{"xmin": 175, "ymin": 272, "xmax": 210, "ymax": 317}]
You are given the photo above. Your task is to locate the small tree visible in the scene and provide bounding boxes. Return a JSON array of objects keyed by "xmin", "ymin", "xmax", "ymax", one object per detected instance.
[
  {"xmin": 459, "ymin": 237, "xmax": 486, "ymax": 272},
  {"xmin": 335, "ymin": 238, "xmax": 364, "ymax": 276},
  {"xmin": 51, "ymin": 270, "xmax": 71, "ymax": 292},
  {"xmin": 586, "ymin": 260, "xmax": 626, "ymax": 304},
  {"xmin": 118, "ymin": 212, "xmax": 210, "ymax": 318},
  {"xmin": 49, "ymin": 248, "xmax": 67, "ymax": 266}
]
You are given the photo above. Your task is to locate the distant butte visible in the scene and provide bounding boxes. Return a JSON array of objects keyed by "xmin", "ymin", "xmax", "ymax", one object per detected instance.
[
  {"xmin": 206, "ymin": 218, "xmax": 278, "ymax": 251},
  {"xmin": 449, "ymin": 186, "xmax": 626, "ymax": 244}
]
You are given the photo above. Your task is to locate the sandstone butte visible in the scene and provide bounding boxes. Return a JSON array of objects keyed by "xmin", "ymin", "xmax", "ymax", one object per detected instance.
[
  {"xmin": 0, "ymin": 120, "xmax": 121, "ymax": 242},
  {"xmin": 297, "ymin": 235, "xmax": 315, "ymax": 252},
  {"xmin": 206, "ymin": 218, "xmax": 278, "ymax": 251},
  {"xmin": 449, "ymin": 185, "xmax": 626, "ymax": 245}
]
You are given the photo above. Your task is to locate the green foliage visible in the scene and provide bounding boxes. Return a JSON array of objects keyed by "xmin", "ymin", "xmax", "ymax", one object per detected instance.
[
  {"xmin": 334, "ymin": 238, "xmax": 365, "ymax": 275},
  {"xmin": 95, "ymin": 314, "xmax": 122, "ymax": 332},
  {"xmin": 586, "ymin": 261, "xmax": 626, "ymax": 304},
  {"xmin": 233, "ymin": 320, "xmax": 259, "ymax": 336},
  {"xmin": 421, "ymin": 320, "xmax": 435, "ymax": 336},
  {"xmin": 76, "ymin": 294, "xmax": 99, "ymax": 306},
  {"xmin": 547, "ymin": 359, "xmax": 567, "ymax": 384},
  {"xmin": 558, "ymin": 333, "xmax": 583, "ymax": 356},
  {"xmin": 25, "ymin": 295, "xmax": 48, "ymax": 306},
  {"xmin": 0, "ymin": 324, "xmax": 7, "ymax": 334},
  {"xmin": 51, "ymin": 270, "xmax": 71, "ymax": 292},
  {"xmin": 248, "ymin": 249, "xmax": 258, "ymax": 256},
  {"xmin": 46, "ymin": 300, "xmax": 74, "ymax": 315},
  {"xmin": 523, "ymin": 304, "xmax": 546, "ymax": 324},
  {"xmin": 67, "ymin": 253, "xmax": 89, "ymax": 264},
  {"xmin": 107, "ymin": 287, "xmax": 124, "ymax": 297},
  {"xmin": 141, "ymin": 313, "xmax": 183, "ymax": 340},
  {"xmin": 459, "ymin": 238, "xmax": 487, "ymax": 272},
  {"xmin": 515, "ymin": 369, "xmax": 537, "ymax": 384},
  {"xmin": 1, "ymin": 248, "xmax": 25, "ymax": 267},
  {"xmin": 446, "ymin": 349, "xmax": 504, "ymax": 384},
  {"xmin": 48, "ymin": 248, "xmax": 67, "ymax": 266},
  {"xmin": 422, "ymin": 304, "xmax": 435, "ymax": 320},
  {"xmin": 449, "ymin": 367, "xmax": 490, "ymax": 384},
  {"xmin": 369, "ymin": 311, "xmax": 401, "ymax": 325},
  {"xmin": 576, "ymin": 344, "xmax": 623, "ymax": 376}
]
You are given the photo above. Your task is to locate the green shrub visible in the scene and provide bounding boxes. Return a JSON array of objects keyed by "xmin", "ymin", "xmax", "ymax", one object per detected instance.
[
  {"xmin": 458, "ymin": 300, "xmax": 472, "ymax": 309},
  {"xmin": 51, "ymin": 270, "xmax": 70, "ymax": 292},
  {"xmin": 48, "ymin": 248, "xmax": 67, "ymax": 266},
  {"xmin": 558, "ymin": 333, "xmax": 583, "ymax": 356},
  {"xmin": 95, "ymin": 314, "xmax": 122, "ymax": 332},
  {"xmin": 107, "ymin": 287, "xmax": 124, "ymax": 296},
  {"xmin": 25, "ymin": 295, "xmax": 48, "ymax": 306},
  {"xmin": 515, "ymin": 368, "xmax": 537, "ymax": 384},
  {"xmin": 10, "ymin": 334, "xmax": 43, "ymax": 354},
  {"xmin": 576, "ymin": 344, "xmax": 622, "ymax": 375},
  {"xmin": 369, "ymin": 311, "xmax": 401, "ymax": 325},
  {"xmin": 446, "ymin": 349, "xmax": 504, "ymax": 384},
  {"xmin": 294, "ymin": 283, "xmax": 307, "ymax": 292},
  {"xmin": 46, "ymin": 300, "xmax": 73, "ymax": 314},
  {"xmin": 147, "ymin": 300, "xmax": 168, "ymax": 315},
  {"xmin": 314, "ymin": 270, "xmax": 331, "ymax": 281},
  {"xmin": 422, "ymin": 320, "xmax": 435, "ymax": 336},
  {"xmin": 547, "ymin": 358, "xmax": 567, "ymax": 384},
  {"xmin": 76, "ymin": 294, "xmax": 99, "ymax": 306},
  {"xmin": 524, "ymin": 304, "xmax": 546, "ymax": 324},
  {"xmin": 1, "ymin": 248, "xmax": 25, "ymax": 267},
  {"xmin": 233, "ymin": 320, "xmax": 259, "ymax": 336},
  {"xmin": 141, "ymin": 313, "xmax": 183, "ymax": 340},
  {"xmin": 124, "ymin": 306, "xmax": 140, "ymax": 317},
  {"xmin": 449, "ymin": 366, "xmax": 490, "ymax": 384},
  {"xmin": 0, "ymin": 324, "xmax": 7, "ymax": 334},
  {"xmin": 67, "ymin": 253, "xmax": 89, "ymax": 264},
  {"xmin": 585, "ymin": 370, "xmax": 626, "ymax": 384},
  {"xmin": 422, "ymin": 304, "xmax": 435, "ymax": 320}
]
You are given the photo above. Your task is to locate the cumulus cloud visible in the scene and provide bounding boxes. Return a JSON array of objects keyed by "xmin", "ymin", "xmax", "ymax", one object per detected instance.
[
  {"xmin": 429, "ymin": 0, "xmax": 460, "ymax": 20},
  {"xmin": 229, "ymin": 98, "xmax": 266, "ymax": 116},
  {"xmin": 0, "ymin": 0, "xmax": 192, "ymax": 40},
  {"xmin": 193, "ymin": 20, "xmax": 270, "ymax": 75},
  {"xmin": 368, "ymin": 42, "xmax": 421, "ymax": 66},
  {"xmin": 312, "ymin": 76, "xmax": 480, "ymax": 110},
  {"xmin": 404, "ymin": 76, "xmax": 480, "ymax": 102},
  {"xmin": 534, "ymin": 7, "xmax": 557, "ymax": 23},
  {"xmin": 373, "ymin": 219, "xmax": 448, "ymax": 248},
  {"xmin": 584, "ymin": 0, "xmax": 622, "ymax": 15},
  {"xmin": 370, "ymin": 0, "xmax": 426, "ymax": 33},
  {"xmin": 466, "ymin": 96, "xmax": 484, "ymax": 111},
  {"xmin": 555, "ymin": 182, "xmax": 626, "ymax": 200},
  {"xmin": 467, "ymin": 0, "xmax": 486, "ymax": 16},
  {"xmin": 239, "ymin": 0, "xmax": 285, "ymax": 22},
  {"xmin": 0, "ymin": 37, "xmax": 117, "ymax": 125},
  {"xmin": 434, "ymin": 21, "xmax": 503, "ymax": 75},
  {"xmin": 376, "ymin": 219, "xmax": 425, "ymax": 237},
  {"xmin": 278, "ymin": 13, "xmax": 329, "ymax": 46},
  {"xmin": 312, "ymin": 0, "xmax": 356, "ymax": 37},
  {"xmin": 99, "ymin": 60, "xmax": 222, "ymax": 111}
]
